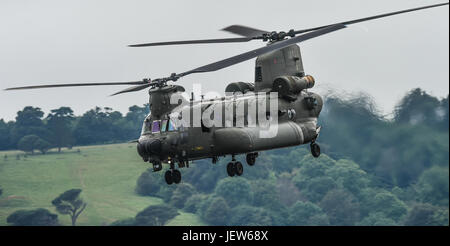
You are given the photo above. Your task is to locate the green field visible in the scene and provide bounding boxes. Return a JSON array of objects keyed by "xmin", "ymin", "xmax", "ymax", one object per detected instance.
[{"xmin": 0, "ymin": 143, "xmax": 206, "ymax": 226}]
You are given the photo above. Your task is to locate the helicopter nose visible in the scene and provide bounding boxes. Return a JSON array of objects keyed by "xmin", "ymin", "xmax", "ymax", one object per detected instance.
[{"xmin": 137, "ymin": 139, "xmax": 162, "ymax": 157}]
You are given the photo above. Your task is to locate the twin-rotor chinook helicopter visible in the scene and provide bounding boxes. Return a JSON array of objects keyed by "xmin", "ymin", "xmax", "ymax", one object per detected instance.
[{"xmin": 6, "ymin": 3, "xmax": 448, "ymax": 184}]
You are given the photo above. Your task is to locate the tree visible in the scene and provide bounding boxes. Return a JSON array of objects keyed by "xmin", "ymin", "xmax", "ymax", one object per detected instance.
[
  {"xmin": 416, "ymin": 166, "xmax": 449, "ymax": 206},
  {"xmin": 52, "ymin": 189, "xmax": 87, "ymax": 226},
  {"xmin": 288, "ymin": 201, "xmax": 329, "ymax": 226},
  {"xmin": 214, "ymin": 178, "xmax": 252, "ymax": 207},
  {"xmin": 74, "ymin": 107, "xmax": 124, "ymax": 145},
  {"xmin": 11, "ymin": 106, "xmax": 49, "ymax": 147},
  {"xmin": 228, "ymin": 205, "xmax": 273, "ymax": 226},
  {"xmin": 358, "ymin": 212, "xmax": 398, "ymax": 226},
  {"xmin": 184, "ymin": 194, "xmax": 208, "ymax": 213},
  {"xmin": 404, "ymin": 203, "xmax": 449, "ymax": 226},
  {"xmin": 201, "ymin": 196, "xmax": 231, "ymax": 226},
  {"xmin": 0, "ymin": 119, "xmax": 13, "ymax": 150},
  {"xmin": 320, "ymin": 189, "xmax": 360, "ymax": 226},
  {"xmin": 135, "ymin": 204, "xmax": 179, "ymax": 226},
  {"xmin": 135, "ymin": 169, "xmax": 162, "ymax": 196},
  {"xmin": 35, "ymin": 138, "xmax": 51, "ymax": 154},
  {"xmin": 17, "ymin": 135, "xmax": 40, "ymax": 154},
  {"xmin": 394, "ymin": 88, "xmax": 442, "ymax": 126},
  {"xmin": 325, "ymin": 159, "xmax": 370, "ymax": 196},
  {"xmin": 276, "ymin": 173, "xmax": 302, "ymax": 207},
  {"xmin": 170, "ymin": 183, "xmax": 197, "ymax": 208},
  {"xmin": 251, "ymin": 180, "xmax": 279, "ymax": 208},
  {"xmin": 7, "ymin": 208, "xmax": 59, "ymax": 226},
  {"xmin": 46, "ymin": 107, "xmax": 75, "ymax": 152}
]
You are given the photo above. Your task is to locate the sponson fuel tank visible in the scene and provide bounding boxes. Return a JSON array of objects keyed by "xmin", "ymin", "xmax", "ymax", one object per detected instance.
[{"xmin": 212, "ymin": 121, "xmax": 313, "ymax": 155}]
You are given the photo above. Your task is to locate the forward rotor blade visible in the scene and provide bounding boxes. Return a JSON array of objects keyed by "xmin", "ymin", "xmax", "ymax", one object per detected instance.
[
  {"xmin": 5, "ymin": 81, "xmax": 147, "ymax": 91},
  {"xmin": 110, "ymin": 83, "xmax": 152, "ymax": 96},
  {"xmin": 221, "ymin": 25, "xmax": 268, "ymax": 37},
  {"xmin": 293, "ymin": 2, "xmax": 449, "ymax": 35},
  {"xmin": 128, "ymin": 37, "xmax": 253, "ymax": 47},
  {"xmin": 183, "ymin": 24, "xmax": 346, "ymax": 75}
]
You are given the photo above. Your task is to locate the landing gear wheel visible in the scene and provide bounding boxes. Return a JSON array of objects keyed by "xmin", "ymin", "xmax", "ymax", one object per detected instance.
[
  {"xmin": 310, "ymin": 142, "xmax": 321, "ymax": 158},
  {"xmin": 152, "ymin": 162, "xmax": 162, "ymax": 172},
  {"xmin": 235, "ymin": 161, "xmax": 244, "ymax": 176},
  {"xmin": 172, "ymin": 170, "xmax": 182, "ymax": 184},
  {"xmin": 165, "ymin": 170, "xmax": 173, "ymax": 185},
  {"xmin": 246, "ymin": 153, "xmax": 256, "ymax": 166},
  {"xmin": 227, "ymin": 162, "xmax": 235, "ymax": 177}
]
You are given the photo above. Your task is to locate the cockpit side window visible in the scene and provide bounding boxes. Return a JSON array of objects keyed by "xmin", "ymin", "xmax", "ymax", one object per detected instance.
[
  {"xmin": 151, "ymin": 120, "xmax": 161, "ymax": 133},
  {"xmin": 168, "ymin": 119, "xmax": 177, "ymax": 131},
  {"xmin": 141, "ymin": 119, "xmax": 151, "ymax": 135}
]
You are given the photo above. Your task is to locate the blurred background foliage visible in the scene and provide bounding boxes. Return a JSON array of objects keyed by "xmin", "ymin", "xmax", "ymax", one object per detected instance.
[{"xmin": 1, "ymin": 88, "xmax": 448, "ymax": 225}]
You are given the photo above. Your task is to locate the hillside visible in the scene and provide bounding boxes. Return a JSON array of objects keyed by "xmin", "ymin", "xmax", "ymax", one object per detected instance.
[{"xmin": 0, "ymin": 143, "xmax": 205, "ymax": 226}]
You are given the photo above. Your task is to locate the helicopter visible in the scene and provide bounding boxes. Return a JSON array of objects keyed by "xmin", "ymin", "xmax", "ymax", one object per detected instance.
[{"xmin": 5, "ymin": 3, "xmax": 448, "ymax": 185}]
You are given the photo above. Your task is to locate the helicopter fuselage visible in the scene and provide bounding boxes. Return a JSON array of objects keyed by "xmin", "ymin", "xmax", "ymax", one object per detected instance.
[{"xmin": 136, "ymin": 87, "xmax": 323, "ymax": 166}]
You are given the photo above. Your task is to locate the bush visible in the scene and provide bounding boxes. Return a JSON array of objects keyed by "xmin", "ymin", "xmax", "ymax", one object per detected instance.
[
  {"xmin": 110, "ymin": 218, "xmax": 136, "ymax": 226},
  {"xmin": 7, "ymin": 208, "xmax": 59, "ymax": 226},
  {"xmin": 135, "ymin": 169, "xmax": 162, "ymax": 196},
  {"xmin": 135, "ymin": 204, "xmax": 179, "ymax": 226}
]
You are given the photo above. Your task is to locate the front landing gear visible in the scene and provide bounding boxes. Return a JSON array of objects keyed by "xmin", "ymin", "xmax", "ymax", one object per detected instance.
[
  {"xmin": 310, "ymin": 142, "xmax": 321, "ymax": 158},
  {"xmin": 165, "ymin": 169, "xmax": 181, "ymax": 185},
  {"xmin": 164, "ymin": 161, "xmax": 182, "ymax": 185}
]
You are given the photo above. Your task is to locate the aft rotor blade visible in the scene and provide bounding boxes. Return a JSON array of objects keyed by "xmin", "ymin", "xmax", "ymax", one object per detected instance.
[
  {"xmin": 5, "ymin": 81, "xmax": 148, "ymax": 91},
  {"xmin": 221, "ymin": 25, "xmax": 268, "ymax": 37},
  {"xmin": 110, "ymin": 83, "xmax": 152, "ymax": 96},
  {"xmin": 183, "ymin": 24, "xmax": 346, "ymax": 75},
  {"xmin": 294, "ymin": 2, "xmax": 449, "ymax": 35},
  {"xmin": 128, "ymin": 37, "xmax": 253, "ymax": 47}
]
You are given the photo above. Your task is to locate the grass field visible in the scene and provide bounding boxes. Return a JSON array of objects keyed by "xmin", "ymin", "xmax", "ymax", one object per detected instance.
[{"xmin": 0, "ymin": 143, "xmax": 206, "ymax": 226}]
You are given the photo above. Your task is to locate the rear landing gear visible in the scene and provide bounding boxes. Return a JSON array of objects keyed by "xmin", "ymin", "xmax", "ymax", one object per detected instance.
[
  {"xmin": 246, "ymin": 152, "xmax": 258, "ymax": 166},
  {"xmin": 310, "ymin": 142, "xmax": 321, "ymax": 158},
  {"xmin": 226, "ymin": 155, "xmax": 244, "ymax": 177},
  {"xmin": 227, "ymin": 161, "xmax": 244, "ymax": 177}
]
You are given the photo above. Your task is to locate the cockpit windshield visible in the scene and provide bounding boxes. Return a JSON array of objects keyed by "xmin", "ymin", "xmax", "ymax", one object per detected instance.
[
  {"xmin": 151, "ymin": 120, "xmax": 161, "ymax": 133},
  {"xmin": 141, "ymin": 114, "xmax": 179, "ymax": 135}
]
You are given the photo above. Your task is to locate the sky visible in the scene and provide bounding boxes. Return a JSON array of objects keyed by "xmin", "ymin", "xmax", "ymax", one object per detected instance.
[{"xmin": 0, "ymin": 0, "xmax": 448, "ymax": 121}]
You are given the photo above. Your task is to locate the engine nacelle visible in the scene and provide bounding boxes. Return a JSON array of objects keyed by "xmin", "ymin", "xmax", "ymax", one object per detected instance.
[
  {"xmin": 225, "ymin": 82, "xmax": 255, "ymax": 95},
  {"xmin": 272, "ymin": 75, "xmax": 315, "ymax": 98}
]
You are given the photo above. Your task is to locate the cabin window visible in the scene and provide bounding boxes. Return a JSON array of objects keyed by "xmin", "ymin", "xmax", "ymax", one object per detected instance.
[
  {"xmin": 151, "ymin": 120, "xmax": 161, "ymax": 133},
  {"xmin": 161, "ymin": 120, "xmax": 168, "ymax": 132}
]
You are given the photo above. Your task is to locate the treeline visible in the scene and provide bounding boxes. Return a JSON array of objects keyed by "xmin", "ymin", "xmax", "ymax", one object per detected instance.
[
  {"xmin": 124, "ymin": 88, "xmax": 448, "ymax": 226},
  {"xmin": 0, "ymin": 104, "xmax": 149, "ymax": 152}
]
